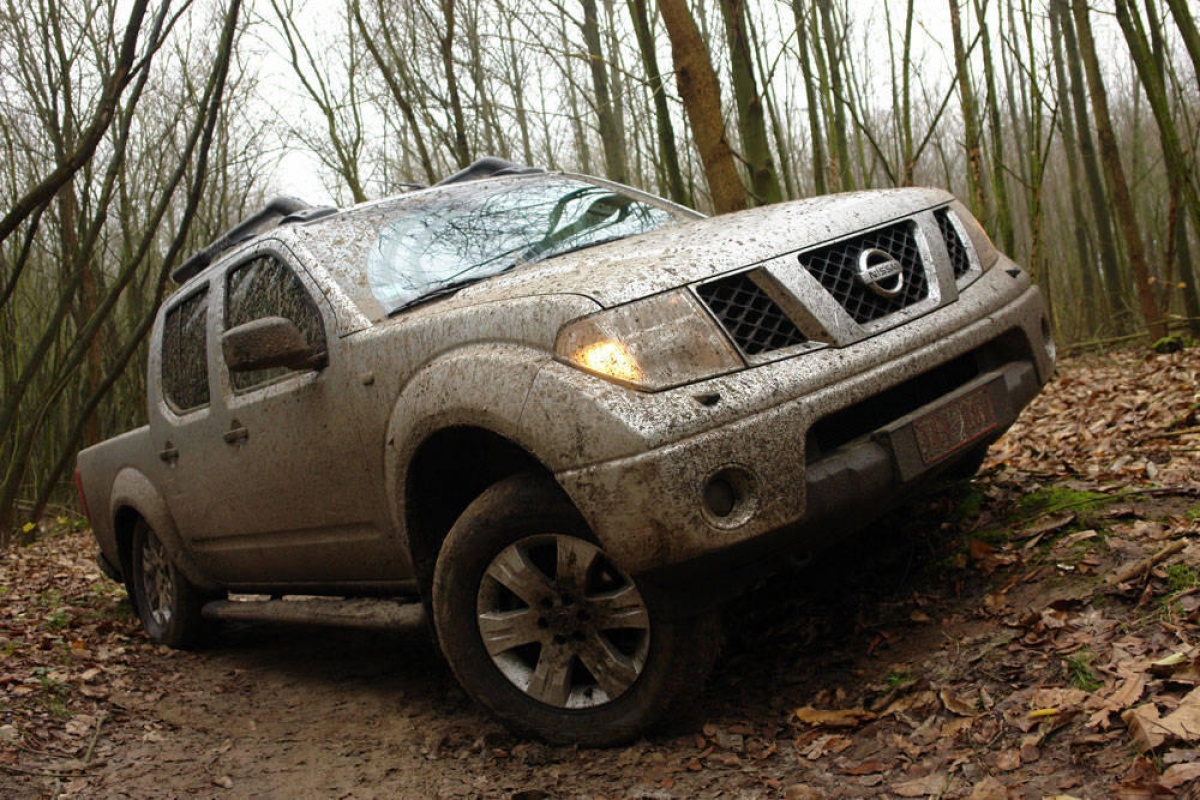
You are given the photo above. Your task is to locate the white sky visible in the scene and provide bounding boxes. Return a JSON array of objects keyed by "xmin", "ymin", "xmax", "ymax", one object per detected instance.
[{"xmin": 258, "ymin": 0, "xmax": 1135, "ymax": 206}]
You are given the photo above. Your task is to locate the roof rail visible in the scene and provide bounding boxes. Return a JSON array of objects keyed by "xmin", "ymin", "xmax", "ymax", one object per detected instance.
[
  {"xmin": 172, "ymin": 196, "xmax": 336, "ymax": 284},
  {"xmin": 434, "ymin": 157, "xmax": 543, "ymax": 186}
]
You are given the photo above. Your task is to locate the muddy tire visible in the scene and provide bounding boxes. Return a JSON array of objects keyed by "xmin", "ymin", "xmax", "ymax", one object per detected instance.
[
  {"xmin": 432, "ymin": 474, "xmax": 719, "ymax": 746},
  {"xmin": 130, "ymin": 520, "xmax": 212, "ymax": 648}
]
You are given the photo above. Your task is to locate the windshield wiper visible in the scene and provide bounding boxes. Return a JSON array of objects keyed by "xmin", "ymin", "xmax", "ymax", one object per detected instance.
[
  {"xmin": 386, "ymin": 278, "xmax": 482, "ymax": 316},
  {"xmin": 536, "ymin": 234, "xmax": 626, "ymax": 260}
]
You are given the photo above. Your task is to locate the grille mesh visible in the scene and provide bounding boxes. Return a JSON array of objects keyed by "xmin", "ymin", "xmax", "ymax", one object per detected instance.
[
  {"xmin": 797, "ymin": 221, "xmax": 928, "ymax": 324},
  {"xmin": 696, "ymin": 273, "xmax": 806, "ymax": 355},
  {"xmin": 935, "ymin": 209, "xmax": 972, "ymax": 279}
]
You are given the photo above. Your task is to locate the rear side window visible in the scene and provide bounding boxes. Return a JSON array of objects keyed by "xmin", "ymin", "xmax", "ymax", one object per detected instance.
[
  {"xmin": 225, "ymin": 255, "xmax": 327, "ymax": 391},
  {"xmin": 161, "ymin": 288, "xmax": 210, "ymax": 412}
]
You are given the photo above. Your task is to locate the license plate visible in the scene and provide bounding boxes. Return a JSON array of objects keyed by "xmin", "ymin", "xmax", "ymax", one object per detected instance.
[{"xmin": 912, "ymin": 385, "xmax": 998, "ymax": 465}]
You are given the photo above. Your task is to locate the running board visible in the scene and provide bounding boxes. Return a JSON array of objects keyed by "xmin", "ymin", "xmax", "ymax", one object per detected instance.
[{"xmin": 201, "ymin": 597, "xmax": 422, "ymax": 630}]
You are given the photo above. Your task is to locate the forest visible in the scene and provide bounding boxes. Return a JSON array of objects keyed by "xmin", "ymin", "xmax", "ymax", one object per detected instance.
[{"xmin": 2, "ymin": 0, "xmax": 1199, "ymax": 540}]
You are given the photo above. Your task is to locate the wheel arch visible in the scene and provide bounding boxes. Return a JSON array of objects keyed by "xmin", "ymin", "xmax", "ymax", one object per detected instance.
[
  {"xmin": 381, "ymin": 343, "xmax": 566, "ymax": 594},
  {"xmin": 109, "ymin": 467, "xmax": 220, "ymax": 592},
  {"xmin": 404, "ymin": 426, "xmax": 550, "ymax": 599}
]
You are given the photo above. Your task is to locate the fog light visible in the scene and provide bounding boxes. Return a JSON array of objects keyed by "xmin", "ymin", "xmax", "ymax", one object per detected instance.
[
  {"xmin": 701, "ymin": 466, "xmax": 758, "ymax": 528},
  {"xmin": 703, "ymin": 476, "xmax": 737, "ymax": 518}
]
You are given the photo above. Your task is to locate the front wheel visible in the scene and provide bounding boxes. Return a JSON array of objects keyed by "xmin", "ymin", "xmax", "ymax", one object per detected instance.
[
  {"xmin": 432, "ymin": 474, "xmax": 720, "ymax": 746},
  {"xmin": 129, "ymin": 520, "xmax": 212, "ymax": 648}
]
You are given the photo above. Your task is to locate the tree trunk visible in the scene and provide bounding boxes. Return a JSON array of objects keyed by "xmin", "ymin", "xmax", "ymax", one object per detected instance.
[
  {"xmin": 1071, "ymin": 0, "xmax": 1166, "ymax": 341},
  {"xmin": 974, "ymin": 0, "xmax": 1014, "ymax": 254},
  {"xmin": 352, "ymin": 0, "xmax": 437, "ymax": 184},
  {"xmin": 581, "ymin": 0, "xmax": 628, "ymax": 184},
  {"xmin": 0, "ymin": 0, "xmax": 150, "ymax": 247},
  {"xmin": 948, "ymin": 0, "xmax": 985, "ymax": 220},
  {"xmin": 1114, "ymin": 0, "xmax": 1200, "ymax": 334},
  {"xmin": 437, "ymin": 0, "xmax": 471, "ymax": 169},
  {"xmin": 657, "ymin": 0, "xmax": 746, "ymax": 214},
  {"xmin": 1163, "ymin": 0, "xmax": 1200, "ymax": 82},
  {"xmin": 627, "ymin": 0, "xmax": 688, "ymax": 204},
  {"xmin": 1056, "ymin": 0, "xmax": 1126, "ymax": 323},
  {"xmin": 816, "ymin": 0, "xmax": 853, "ymax": 190},
  {"xmin": 719, "ymin": 0, "xmax": 782, "ymax": 205},
  {"xmin": 1048, "ymin": 0, "xmax": 1100, "ymax": 336},
  {"xmin": 791, "ymin": 0, "xmax": 827, "ymax": 195}
]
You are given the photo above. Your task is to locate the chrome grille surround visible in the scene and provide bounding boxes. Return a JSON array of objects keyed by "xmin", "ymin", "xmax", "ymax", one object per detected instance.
[{"xmin": 796, "ymin": 220, "xmax": 928, "ymax": 325}]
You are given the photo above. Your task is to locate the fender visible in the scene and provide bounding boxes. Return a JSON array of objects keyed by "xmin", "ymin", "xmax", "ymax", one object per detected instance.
[
  {"xmin": 110, "ymin": 467, "xmax": 220, "ymax": 592},
  {"xmin": 382, "ymin": 343, "xmax": 556, "ymax": 553}
]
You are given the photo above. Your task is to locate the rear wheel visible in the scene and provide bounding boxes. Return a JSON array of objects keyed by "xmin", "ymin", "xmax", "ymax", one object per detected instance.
[
  {"xmin": 130, "ymin": 520, "xmax": 212, "ymax": 648},
  {"xmin": 432, "ymin": 474, "xmax": 719, "ymax": 746}
]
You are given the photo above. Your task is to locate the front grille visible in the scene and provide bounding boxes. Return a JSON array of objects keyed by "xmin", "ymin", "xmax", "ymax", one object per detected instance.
[
  {"xmin": 696, "ymin": 272, "xmax": 806, "ymax": 355},
  {"xmin": 935, "ymin": 209, "xmax": 972, "ymax": 279},
  {"xmin": 797, "ymin": 221, "xmax": 928, "ymax": 324}
]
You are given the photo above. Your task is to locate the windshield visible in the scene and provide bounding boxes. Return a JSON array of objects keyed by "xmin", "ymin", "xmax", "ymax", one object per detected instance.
[{"xmin": 363, "ymin": 177, "xmax": 679, "ymax": 315}]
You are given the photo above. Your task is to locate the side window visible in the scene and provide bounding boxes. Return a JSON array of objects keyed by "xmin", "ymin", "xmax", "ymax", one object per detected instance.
[
  {"xmin": 161, "ymin": 288, "xmax": 210, "ymax": 412},
  {"xmin": 225, "ymin": 255, "xmax": 327, "ymax": 391}
]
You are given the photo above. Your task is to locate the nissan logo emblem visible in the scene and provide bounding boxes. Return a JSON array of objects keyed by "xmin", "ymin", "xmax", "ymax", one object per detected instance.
[{"xmin": 856, "ymin": 248, "xmax": 905, "ymax": 298}]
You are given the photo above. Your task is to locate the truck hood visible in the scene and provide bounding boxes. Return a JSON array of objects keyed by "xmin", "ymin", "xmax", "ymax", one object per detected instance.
[{"xmin": 442, "ymin": 187, "xmax": 951, "ymax": 309}]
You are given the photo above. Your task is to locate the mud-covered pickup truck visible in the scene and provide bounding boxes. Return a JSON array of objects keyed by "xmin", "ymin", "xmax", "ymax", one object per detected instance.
[{"xmin": 76, "ymin": 159, "xmax": 1054, "ymax": 745}]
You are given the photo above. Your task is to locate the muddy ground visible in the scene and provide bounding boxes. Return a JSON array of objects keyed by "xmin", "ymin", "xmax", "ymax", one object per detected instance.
[{"xmin": 3, "ymin": 347, "xmax": 1200, "ymax": 799}]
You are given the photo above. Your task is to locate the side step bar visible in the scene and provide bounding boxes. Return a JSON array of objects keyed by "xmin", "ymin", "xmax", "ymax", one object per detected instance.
[{"xmin": 201, "ymin": 597, "xmax": 422, "ymax": 630}]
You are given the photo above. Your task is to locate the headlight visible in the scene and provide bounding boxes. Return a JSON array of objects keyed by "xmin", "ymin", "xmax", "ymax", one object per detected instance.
[
  {"xmin": 555, "ymin": 289, "xmax": 742, "ymax": 391},
  {"xmin": 949, "ymin": 200, "xmax": 999, "ymax": 270}
]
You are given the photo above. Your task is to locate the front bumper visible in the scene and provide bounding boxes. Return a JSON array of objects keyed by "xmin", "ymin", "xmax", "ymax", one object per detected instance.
[{"xmin": 552, "ymin": 278, "xmax": 1051, "ymax": 600}]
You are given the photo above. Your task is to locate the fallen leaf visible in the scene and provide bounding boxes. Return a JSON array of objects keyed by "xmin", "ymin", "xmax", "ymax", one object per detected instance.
[
  {"xmin": 1156, "ymin": 686, "xmax": 1200, "ymax": 744},
  {"xmin": 64, "ymin": 716, "xmax": 94, "ymax": 737},
  {"xmin": 801, "ymin": 733, "xmax": 852, "ymax": 760},
  {"xmin": 793, "ymin": 706, "xmax": 875, "ymax": 728},
  {"xmin": 940, "ymin": 688, "xmax": 978, "ymax": 717},
  {"xmin": 994, "ymin": 749, "xmax": 1021, "ymax": 771},
  {"xmin": 967, "ymin": 777, "xmax": 1006, "ymax": 800},
  {"xmin": 1110, "ymin": 673, "xmax": 1148, "ymax": 709},
  {"xmin": 1161, "ymin": 761, "xmax": 1200, "ymax": 789},
  {"xmin": 882, "ymin": 690, "xmax": 938, "ymax": 717},
  {"xmin": 1018, "ymin": 512, "xmax": 1077, "ymax": 539},
  {"xmin": 840, "ymin": 760, "xmax": 888, "ymax": 776},
  {"xmin": 1123, "ymin": 703, "xmax": 1166, "ymax": 752},
  {"xmin": 1149, "ymin": 650, "xmax": 1200, "ymax": 684},
  {"xmin": 1031, "ymin": 687, "xmax": 1089, "ymax": 710},
  {"xmin": 892, "ymin": 773, "xmax": 954, "ymax": 797}
]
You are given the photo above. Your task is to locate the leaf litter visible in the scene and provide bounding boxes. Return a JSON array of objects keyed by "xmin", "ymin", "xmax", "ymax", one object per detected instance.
[{"xmin": 1, "ymin": 346, "xmax": 1199, "ymax": 798}]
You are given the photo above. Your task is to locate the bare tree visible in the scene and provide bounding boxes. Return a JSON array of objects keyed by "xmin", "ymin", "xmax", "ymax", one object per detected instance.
[
  {"xmin": 627, "ymin": 0, "xmax": 687, "ymax": 204},
  {"xmin": 0, "ymin": 0, "xmax": 248, "ymax": 539},
  {"xmin": 658, "ymin": 0, "xmax": 745, "ymax": 213},
  {"xmin": 790, "ymin": 0, "xmax": 828, "ymax": 195},
  {"xmin": 269, "ymin": 0, "xmax": 370, "ymax": 203},
  {"xmin": 1071, "ymin": 0, "xmax": 1165, "ymax": 341},
  {"xmin": 1115, "ymin": 0, "xmax": 1200, "ymax": 335},
  {"xmin": 719, "ymin": 0, "xmax": 782, "ymax": 205},
  {"xmin": 948, "ymin": 0, "xmax": 985, "ymax": 219}
]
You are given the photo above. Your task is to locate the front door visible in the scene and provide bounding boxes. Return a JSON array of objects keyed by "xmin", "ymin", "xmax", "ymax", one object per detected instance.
[{"xmin": 157, "ymin": 248, "xmax": 400, "ymax": 587}]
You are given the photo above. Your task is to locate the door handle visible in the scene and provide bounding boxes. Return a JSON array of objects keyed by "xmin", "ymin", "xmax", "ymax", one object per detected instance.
[
  {"xmin": 223, "ymin": 424, "xmax": 249, "ymax": 445},
  {"xmin": 159, "ymin": 443, "xmax": 179, "ymax": 463}
]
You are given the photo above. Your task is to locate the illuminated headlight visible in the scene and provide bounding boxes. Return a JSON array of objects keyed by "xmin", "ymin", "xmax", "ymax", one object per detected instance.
[
  {"xmin": 950, "ymin": 200, "xmax": 999, "ymax": 270},
  {"xmin": 555, "ymin": 290, "xmax": 743, "ymax": 391}
]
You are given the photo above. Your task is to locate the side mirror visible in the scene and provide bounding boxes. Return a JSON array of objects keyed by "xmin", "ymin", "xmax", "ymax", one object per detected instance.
[{"xmin": 222, "ymin": 316, "xmax": 327, "ymax": 373}]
